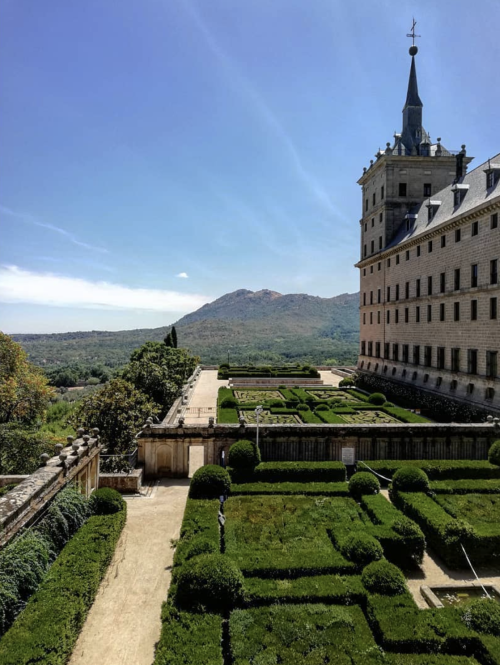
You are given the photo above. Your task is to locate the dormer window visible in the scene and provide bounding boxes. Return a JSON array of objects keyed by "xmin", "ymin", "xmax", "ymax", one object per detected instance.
[
  {"xmin": 451, "ymin": 184, "xmax": 469, "ymax": 207},
  {"xmin": 405, "ymin": 213, "xmax": 417, "ymax": 231},
  {"xmin": 484, "ymin": 163, "xmax": 500, "ymax": 189},
  {"xmin": 426, "ymin": 200, "xmax": 441, "ymax": 222}
]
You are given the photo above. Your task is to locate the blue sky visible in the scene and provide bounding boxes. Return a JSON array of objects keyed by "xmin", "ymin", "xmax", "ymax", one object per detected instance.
[{"xmin": 1, "ymin": 0, "xmax": 499, "ymax": 333}]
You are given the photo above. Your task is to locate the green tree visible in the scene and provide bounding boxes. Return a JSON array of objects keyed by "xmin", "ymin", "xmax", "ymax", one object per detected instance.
[
  {"xmin": 0, "ymin": 332, "xmax": 55, "ymax": 426},
  {"xmin": 171, "ymin": 326, "xmax": 178, "ymax": 349},
  {"xmin": 122, "ymin": 342, "xmax": 198, "ymax": 413},
  {"xmin": 69, "ymin": 378, "xmax": 158, "ymax": 453}
]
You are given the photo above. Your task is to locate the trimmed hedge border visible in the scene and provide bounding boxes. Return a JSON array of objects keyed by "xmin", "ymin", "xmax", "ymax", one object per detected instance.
[
  {"xmin": 362, "ymin": 460, "xmax": 500, "ymax": 481},
  {"xmin": 0, "ymin": 506, "xmax": 126, "ymax": 665},
  {"xmin": 231, "ymin": 481, "xmax": 350, "ymax": 496},
  {"xmin": 154, "ymin": 606, "xmax": 223, "ymax": 665},
  {"xmin": 173, "ymin": 499, "xmax": 220, "ymax": 568},
  {"xmin": 250, "ymin": 461, "xmax": 347, "ymax": 483},
  {"xmin": 244, "ymin": 574, "xmax": 365, "ymax": 606},
  {"xmin": 430, "ymin": 479, "xmax": 500, "ymax": 494}
]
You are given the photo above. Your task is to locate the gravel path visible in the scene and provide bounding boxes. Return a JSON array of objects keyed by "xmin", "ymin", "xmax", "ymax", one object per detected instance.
[{"xmin": 69, "ymin": 479, "xmax": 189, "ymax": 665}]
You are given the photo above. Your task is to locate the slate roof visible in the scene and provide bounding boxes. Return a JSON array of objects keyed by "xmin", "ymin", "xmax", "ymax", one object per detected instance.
[
  {"xmin": 387, "ymin": 152, "xmax": 500, "ymax": 249},
  {"xmin": 404, "ymin": 56, "xmax": 423, "ymax": 108}
]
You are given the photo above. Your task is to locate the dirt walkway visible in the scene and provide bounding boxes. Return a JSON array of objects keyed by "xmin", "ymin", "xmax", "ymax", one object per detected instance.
[{"xmin": 69, "ymin": 479, "xmax": 189, "ymax": 665}]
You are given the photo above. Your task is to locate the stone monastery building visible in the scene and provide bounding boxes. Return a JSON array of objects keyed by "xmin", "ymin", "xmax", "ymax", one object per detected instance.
[{"xmin": 356, "ymin": 41, "xmax": 500, "ymax": 415}]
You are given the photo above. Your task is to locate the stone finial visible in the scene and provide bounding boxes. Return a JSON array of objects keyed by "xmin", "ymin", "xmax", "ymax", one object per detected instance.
[
  {"xmin": 461, "ymin": 144, "xmax": 467, "ymax": 155},
  {"xmin": 178, "ymin": 416, "xmax": 185, "ymax": 427},
  {"xmin": 54, "ymin": 443, "xmax": 64, "ymax": 456},
  {"xmin": 59, "ymin": 452, "xmax": 68, "ymax": 463},
  {"xmin": 363, "ymin": 167, "xmax": 367, "ymax": 174},
  {"xmin": 40, "ymin": 453, "xmax": 50, "ymax": 466},
  {"xmin": 494, "ymin": 417, "xmax": 500, "ymax": 430},
  {"xmin": 72, "ymin": 441, "xmax": 80, "ymax": 455},
  {"xmin": 91, "ymin": 427, "xmax": 100, "ymax": 436},
  {"xmin": 208, "ymin": 416, "xmax": 215, "ymax": 427},
  {"xmin": 143, "ymin": 421, "xmax": 151, "ymax": 430},
  {"xmin": 67, "ymin": 436, "xmax": 74, "ymax": 446},
  {"xmin": 77, "ymin": 427, "xmax": 85, "ymax": 438},
  {"xmin": 487, "ymin": 415, "xmax": 493, "ymax": 423},
  {"xmin": 82, "ymin": 434, "xmax": 90, "ymax": 445}
]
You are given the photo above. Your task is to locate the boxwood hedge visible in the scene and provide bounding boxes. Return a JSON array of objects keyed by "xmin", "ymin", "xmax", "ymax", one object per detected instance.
[
  {"xmin": 250, "ymin": 461, "xmax": 346, "ymax": 483},
  {"xmin": 363, "ymin": 460, "xmax": 500, "ymax": 481}
]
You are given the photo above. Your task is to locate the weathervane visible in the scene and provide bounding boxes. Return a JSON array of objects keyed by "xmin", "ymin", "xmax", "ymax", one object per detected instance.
[{"xmin": 406, "ymin": 18, "xmax": 421, "ymax": 55}]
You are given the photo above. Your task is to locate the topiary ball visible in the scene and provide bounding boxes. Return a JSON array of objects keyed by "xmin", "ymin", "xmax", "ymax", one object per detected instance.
[
  {"xmin": 368, "ymin": 393, "xmax": 386, "ymax": 406},
  {"xmin": 297, "ymin": 403, "xmax": 310, "ymax": 411},
  {"xmin": 189, "ymin": 465, "xmax": 231, "ymax": 499},
  {"xmin": 220, "ymin": 397, "xmax": 238, "ymax": 409},
  {"xmin": 314, "ymin": 403, "xmax": 330, "ymax": 412},
  {"xmin": 384, "ymin": 402, "xmax": 395, "ymax": 408},
  {"xmin": 488, "ymin": 440, "xmax": 500, "ymax": 467},
  {"xmin": 349, "ymin": 472, "xmax": 380, "ymax": 499},
  {"xmin": 176, "ymin": 553, "xmax": 244, "ymax": 611},
  {"xmin": 340, "ymin": 533, "xmax": 383, "ymax": 567},
  {"xmin": 361, "ymin": 559, "xmax": 407, "ymax": 596},
  {"xmin": 89, "ymin": 488, "xmax": 125, "ymax": 515},
  {"xmin": 184, "ymin": 537, "xmax": 218, "ymax": 561},
  {"xmin": 392, "ymin": 467, "xmax": 430, "ymax": 493},
  {"xmin": 462, "ymin": 598, "xmax": 500, "ymax": 636},
  {"xmin": 228, "ymin": 440, "xmax": 261, "ymax": 474}
]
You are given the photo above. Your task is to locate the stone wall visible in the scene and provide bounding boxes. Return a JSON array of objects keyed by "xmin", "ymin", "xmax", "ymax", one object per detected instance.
[
  {"xmin": 138, "ymin": 421, "xmax": 500, "ymax": 478},
  {"xmin": 0, "ymin": 431, "xmax": 101, "ymax": 546},
  {"xmin": 99, "ymin": 468, "xmax": 143, "ymax": 493}
]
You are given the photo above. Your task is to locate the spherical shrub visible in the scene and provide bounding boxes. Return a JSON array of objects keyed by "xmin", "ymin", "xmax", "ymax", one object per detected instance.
[
  {"xmin": 176, "ymin": 553, "xmax": 244, "ymax": 611},
  {"xmin": 89, "ymin": 488, "xmax": 125, "ymax": 515},
  {"xmin": 219, "ymin": 363, "xmax": 230, "ymax": 370},
  {"xmin": 488, "ymin": 440, "xmax": 500, "ymax": 467},
  {"xmin": 340, "ymin": 533, "xmax": 383, "ymax": 567},
  {"xmin": 368, "ymin": 392, "xmax": 386, "ymax": 406},
  {"xmin": 314, "ymin": 404, "xmax": 330, "ymax": 412},
  {"xmin": 189, "ymin": 465, "xmax": 231, "ymax": 499},
  {"xmin": 392, "ymin": 467, "xmax": 430, "ymax": 493},
  {"xmin": 462, "ymin": 598, "xmax": 500, "ymax": 636},
  {"xmin": 184, "ymin": 537, "xmax": 218, "ymax": 561},
  {"xmin": 297, "ymin": 403, "xmax": 310, "ymax": 411},
  {"xmin": 220, "ymin": 396, "xmax": 238, "ymax": 409},
  {"xmin": 339, "ymin": 376, "xmax": 355, "ymax": 387},
  {"xmin": 228, "ymin": 440, "xmax": 261, "ymax": 474},
  {"xmin": 361, "ymin": 560, "xmax": 407, "ymax": 596},
  {"xmin": 384, "ymin": 402, "xmax": 395, "ymax": 408},
  {"xmin": 349, "ymin": 472, "xmax": 380, "ymax": 499},
  {"xmin": 393, "ymin": 517, "xmax": 423, "ymax": 540}
]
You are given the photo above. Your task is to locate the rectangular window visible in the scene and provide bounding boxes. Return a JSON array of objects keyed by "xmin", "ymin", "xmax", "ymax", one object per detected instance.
[
  {"xmin": 417, "ymin": 245, "xmax": 421, "ymax": 257},
  {"xmin": 491, "ymin": 297, "xmax": 498, "ymax": 320},
  {"xmin": 454, "ymin": 268, "xmax": 461, "ymax": 290},
  {"xmin": 377, "ymin": 288, "xmax": 381, "ymax": 304},
  {"xmin": 372, "ymin": 218, "xmax": 375, "ymax": 227},
  {"xmin": 427, "ymin": 276, "xmax": 432, "ymax": 295},
  {"xmin": 424, "ymin": 183, "xmax": 432, "ymax": 197},
  {"xmin": 363, "ymin": 268, "xmax": 366, "ymax": 277},
  {"xmin": 440, "ymin": 303, "xmax": 445, "ymax": 321},
  {"xmin": 361, "ymin": 341, "xmax": 366, "ymax": 355},
  {"xmin": 441, "ymin": 235, "xmax": 446, "ymax": 248},
  {"xmin": 413, "ymin": 345, "xmax": 420, "ymax": 365},
  {"xmin": 387, "ymin": 286, "xmax": 391, "ymax": 302},
  {"xmin": 379, "ymin": 236, "xmax": 382, "ymax": 249},
  {"xmin": 454, "ymin": 302, "xmax": 460, "ymax": 321},
  {"xmin": 377, "ymin": 310, "xmax": 381, "ymax": 324},
  {"xmin": 370, "ymin": 291, "xmax": 373, "ymax": 305},
  {"xmin": 371, "ymin": 240, "xmax": 374, "ymax": 253},
  {"xmin": 472, "ymin": 221, "xmax": 479, "ymax": 236},
  {"xmin": 363, "ymin": 293, "xmax": 366, "ymax": 306},
  {"xmin": 491, "ymin": 259, "xmax": 498, "ymax": 285},
  {"xmin": 396, "ymin": 254, "xmax": 400, "ymax": 265},
  {"xmin": 455, "ymin": 228, "xmax": 461, "ymax": 242},
  {"xmin": 471, "ymin": 264, "xmax": 478, "ymax": 288},
  {"xmin": 440, "ymin": 272, "xmax": 446, "ymax": 293},
  {"xmin": 416, "ymin": 279, "xmax": 421, "ymax": 297},
  {"xmin": 363, "ymin": 313, "xmax": 366, "ymax": 324},
  {"xmin": 406, "ymin": 250, "xmax": 410, "ymax": 261},
  {"xmin": 395, "ymin": 309, "xmax": 399, "ymax": 324},
  {"xmin": 387, "ymin": 258, "xmax": 391, "ymax": 268},
  {"xmin": 381, "ymin": 185, "xmax": 385, "ymax": 200},
  {"xmin": 370, "ymin": 312, "xmax": 373, "ymax": 324},
  {"xmin": 375, "ymin": 342, "xmax": 381, "ymax": 358},
  {"xmin": 364, "ymin": 244, "xmax": 367, "ymax": 257},
  {"xmin": 365, "ymin": 199, "xmax": 368, "ymax": 212},
  {"xmin": 427, "ymin": 304, "xmax": 432, "ymax": 322},
  {"xmin": 468, "ymin": 349, "xmax": 478, "ymax": 375},
  {"xmin": 415, "ymin": 306, "xmax": 420, "ymax": 323},
  {"xmin": 424, "ymin": 346, "xmax": 432, "ymax": 367},
  {"xmin": 405, "ymin": 282, "xmax": 410, "ymax": 299},
  {"xmin": 403, "ymin": 344, "xmax": 409, "ymax": 363},
  {"xmin": 437, "ymin": 347, "xmax": 445, "ymax": 370},
  {"xmin": 368, "ymin": 341, "xmax": 373, "ymax": 356},
  {"xmin": 486, "ymin": 351, "xmax": 498, "ymax": 378},
  {"xmin": 384, "ymin": 343, "xmax": 390, "ymax": 360},
  {"xmin": 378, "ymin": 262, "xmax": 381, "ymax": 271},
  {"xmin": 379, "ymin": 212, "xmax": 383, "ymax": 223},
  {"xmin": 492, "ymin": 213, "xmax": 498, "ymax": 229},
  {"xmin": 405, "ymin": 307, "xmax": 409, "ymax": 323},
  {"xmin": 471, "ymin": 299, "xmax": 478, "ymax": 321},
  {"xmin": 387, "ymin": 310, "xmax": 390, "ymax": 324},
  {"xmin": 364, "ymin": 223, "xmax": 367, "ymax": 232},
  {"xmin": 370, "ymin": 265, "xmax": 373, "ymax": 274},
  {"xmin": 393, "ymin": 344, "xmax": 399, "ymax": 361},
  {"xmin": 428, "ymin": 240, "xmax": 433, "ymax": 253},
  {"xmin": 399, "ymin": 182, "xmax": 407, "ymax": 197},
  {"xmin": 451, "ymin": 348, "xmax": 460, "ymax": 372},
  {"xmin": 373, "ymin": 192, "xmax": 376, "ymax": 206},
  {"xmin": 395, "ymin": 284, "xmax": 400, "ymax": 301}
]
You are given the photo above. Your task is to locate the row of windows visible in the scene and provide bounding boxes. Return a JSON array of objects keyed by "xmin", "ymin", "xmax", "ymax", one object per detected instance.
[
  {"xmin": 365, "ymin": 185, "xmax": 385, "ymax": 212},
  {"xmin": 362, "ymin": 262, "xmax": 499, "ymax": 305},
  {"xmin": 364, "ymin": 182, "xmax": 436, "ymax": 214},
  {"xmin": 362, "ymin": 212, "xmax": 498, "ymax": 259},
  {"xmin": 360, "ymin": 343, "xmax": 498, "ymax": 378},
  {"xmin": 358, "ymin": 361, "xmax": 496, "ymax": 400},
  {"xmin": 362, "ymin": 297, "xmax": 498, "ymax": 324}
]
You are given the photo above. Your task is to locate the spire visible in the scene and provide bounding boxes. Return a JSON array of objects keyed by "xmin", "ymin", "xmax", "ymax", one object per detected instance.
[{"xmin": 404, "ymin": 55, "xmax": 422, "ymax": 109}]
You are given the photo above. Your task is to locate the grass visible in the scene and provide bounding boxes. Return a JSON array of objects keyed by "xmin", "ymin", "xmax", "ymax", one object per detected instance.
[
  {"xmin": 224, "ymin": 495, "xmax": 361, "ymax": 575},
  {"xmin": 234, "ymin": 389, "xmax": 284, "ymax": 401},
  {"xmin": 435, "ymin": 493, "xmax": 500, "ymax": 534}
]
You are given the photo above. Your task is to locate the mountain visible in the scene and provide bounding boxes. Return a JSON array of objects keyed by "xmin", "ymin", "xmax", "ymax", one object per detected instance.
[{"xmin": 12, "ymin": 289, "xmax": 360, "ymax": 368}]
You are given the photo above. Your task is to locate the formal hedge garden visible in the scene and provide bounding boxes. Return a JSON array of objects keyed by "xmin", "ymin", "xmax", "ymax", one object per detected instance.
[
  {"xmin": 217, "ymin": 386, "xmax": 429, "ymax": 424},
  {"xmin": 153, "ymin": 453, "xmax": 500, "ymax": 665}
]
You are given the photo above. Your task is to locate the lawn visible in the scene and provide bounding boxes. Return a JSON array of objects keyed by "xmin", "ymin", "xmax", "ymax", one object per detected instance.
[{"xmin": 435, "ymin": 493, "xmax": 500, "ymax": 533}]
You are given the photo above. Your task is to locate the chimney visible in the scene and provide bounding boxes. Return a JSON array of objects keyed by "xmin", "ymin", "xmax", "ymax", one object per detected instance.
[{"xmin": 455, "ymin": 145, "xmax": 467, "ymax": 180}]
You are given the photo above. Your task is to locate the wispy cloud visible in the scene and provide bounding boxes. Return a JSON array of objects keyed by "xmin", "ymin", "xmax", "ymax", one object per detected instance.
[
  {"xmin": 0, "ymin": 265, "xmax": 213, "ymax": 312},
  {"xmin": 0, "ymin": 204, "xmax": 109, "ymax": 254},
  {"xmin": 176, "ymin": 272, "xmax": 189, "ymax": 278},
  {"xmin": 179, "ymin": 0, "xmax": 344, "ymax": 221}
]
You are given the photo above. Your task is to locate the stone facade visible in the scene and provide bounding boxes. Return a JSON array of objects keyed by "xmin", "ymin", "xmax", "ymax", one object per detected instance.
[{"xmin": 356, "ymin": 47, "xmax": 500, "ymax": 416}]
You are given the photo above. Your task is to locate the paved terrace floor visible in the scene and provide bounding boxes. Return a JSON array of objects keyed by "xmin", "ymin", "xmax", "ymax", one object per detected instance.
[
  {"xmin": 182, "ymin": 369, "xmax": 342, "ymax": 425},
  {"xmin": 69, "ymin": 479, "xmax": 189, "ymax": 665}
]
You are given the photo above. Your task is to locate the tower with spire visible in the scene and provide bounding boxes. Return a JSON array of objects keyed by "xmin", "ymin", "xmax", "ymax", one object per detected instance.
[{"xmin": 357, "ymin": 21, "xmax": 472, "ymax": 255}]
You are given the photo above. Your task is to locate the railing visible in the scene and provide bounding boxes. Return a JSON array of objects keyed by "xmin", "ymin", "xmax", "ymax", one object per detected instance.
[{"xmin": 100, "ymin": 447, "xmax": 138, "ymax": 473}]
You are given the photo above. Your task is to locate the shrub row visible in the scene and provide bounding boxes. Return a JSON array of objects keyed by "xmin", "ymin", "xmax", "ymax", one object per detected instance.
[
  {"xmin": 361, "ymin": 459, "xmax": 500, "ymax": 481},
  {"xmin": 0, "ymin": 486, "xmax": 89, "ymax": 636},
  {"xmin": 243, "ymin": 574, "xmax": 366, "ymax": 606},
  {"xmin": 250, "ymin": 461, "xmax": 347, "ymax": 483},
  {"xmin": 173, "ymin": 498, "xmax": 220, "ymax": 567},
  {"xmin": 154, "ymin": 606, "xmax": 223, "ymax": 665},
  {"xmin": 430, "ymin": 479, "xmax": 500, "ymax": 494},
  {"xmin": 0, "ymin": 503, "xmax": 126, "ymax": 665},
  {"xmin": 230, "ymin": 481, "xmax": 350, "ymax": 496}
]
